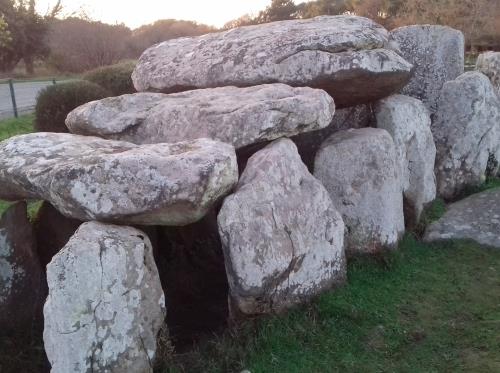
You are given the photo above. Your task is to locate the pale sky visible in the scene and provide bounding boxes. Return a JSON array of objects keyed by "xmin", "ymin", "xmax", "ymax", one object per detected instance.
[{"xmin": 36, "ymin": 0, "xmax": 277, "ymax": 28}]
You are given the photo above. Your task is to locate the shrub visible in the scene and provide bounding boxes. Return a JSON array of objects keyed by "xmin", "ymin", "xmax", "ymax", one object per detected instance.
[
  {"xmin": 84, "ymin": 61, "xmax": 136, "ymax": 96},
  {"xmin": 35, "ymin": 81, "xmax": 108, "ymax": 133}
]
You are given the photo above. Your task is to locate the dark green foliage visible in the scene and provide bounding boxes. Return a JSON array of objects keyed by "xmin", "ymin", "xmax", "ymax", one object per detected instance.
[
  {"xmin": 34, "ymin": 80, "xmax": 108, "ymax": 133},
  {"xmin": 84, "ymin": 61, "xmax": 136, "ymax": 96}
]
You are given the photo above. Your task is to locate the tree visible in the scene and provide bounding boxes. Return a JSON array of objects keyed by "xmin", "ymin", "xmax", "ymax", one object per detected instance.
[
  {"xmin": 0, "ymin": 0, "xmax": 59, "ymax": 73},
  {"xmin": 0, "ymin": 15, "xmax": 11, "ymax": 48},
  {"xmin": 48, "ymin": 17, "xmax": 132, "ymax": 73},
  {"xmin": 130, "ymin": 19, "xmax": 215, "ymax": 56},
  {"xmin": 257, "ymin": 0, "xmax": 298, "ymax": 23},
  {"xmin": 297, "ymin": 0, "xmax": 351, "ymax": 18}
]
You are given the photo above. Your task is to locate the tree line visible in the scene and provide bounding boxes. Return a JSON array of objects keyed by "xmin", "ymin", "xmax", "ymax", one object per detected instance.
[
  {"xmin": 1, "ymin": 0, "xmax": 499, "ymax": 75},
  {"xmin": 225, "ymin": 0, "xmax": 500, "ymax": 51}
]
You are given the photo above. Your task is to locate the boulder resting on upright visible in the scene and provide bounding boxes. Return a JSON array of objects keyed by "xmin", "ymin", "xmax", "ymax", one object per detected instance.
[
  {"xmin": 66, "ymin": 84, "xmax": 335, "ymax": 149},
  {"xmin": 133, "ymin": 15, "xmax": 413, "ymax": 108},
  {"xmin": 0, "ymin": 133, "xmax": 238, "ymax": 225}
]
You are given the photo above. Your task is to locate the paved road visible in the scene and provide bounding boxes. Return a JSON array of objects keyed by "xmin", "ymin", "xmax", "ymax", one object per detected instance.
[{"xmin": 0, "ymin": 80, "xmax": 56, "ymax": 120}]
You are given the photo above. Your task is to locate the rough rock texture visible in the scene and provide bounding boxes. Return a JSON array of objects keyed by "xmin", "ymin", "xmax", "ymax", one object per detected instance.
[
  {"xmin": 391, "ymin": 25, "xmax": 464, "ymax": 113},
  {"xmin": 66, "ymin": 84, "xmax": 335, "ymax": 149},
  {"xmin": 431, "ymin": 72, "xmax": 500, "ymax": 200},
  {"xmin": 132, "ymin": 15, "xmax": 413, "ymax": 108},
  {"xmin": 424, "ymin": 188, "xmax": 500, "ymax": 248},
  {"xmin": 218, "ymin": 138, "xmax": 346, "ymax": 315},
  {"xmin": 375, "ymin": 95, "xmax": 436, "ymax": 226},
  {"xmin": 476, "ymin": 51, "xmax": 500, "ymax": 95},
  {"xmin": 43, "ymin": 221, "xmax": 166, "ymax": 373},
  {"xmin": 291, "ymin": 104, "xmax": 374, "ymax": 171},
  {"xmin": 0, "ymin": 133, "xmax": 238, "ymax": 225},
  {"xmin": 0, "ymin": 202, "xmax": 43, "ymax": 332},
  {"xmin": 314, "ymin": 128, "xmax": 405, "ymax": 255},
  {"xmin": 34, "ymin": 202, "xmax": 83, "ymax": 268}
]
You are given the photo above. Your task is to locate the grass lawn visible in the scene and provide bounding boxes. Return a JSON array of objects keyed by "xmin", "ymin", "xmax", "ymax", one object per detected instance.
[{"xmin": 164, "ymin": 235, "xmax": 500, "ymax": 373}]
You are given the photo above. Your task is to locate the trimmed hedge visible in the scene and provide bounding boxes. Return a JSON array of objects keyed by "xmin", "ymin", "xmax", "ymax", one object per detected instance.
[
  {"xmin": 84, "ymin": 61, "xmax": 136, "ymax": 96},
  {"xmin": 35, "ymin": 81, "xmax": 108, "ymax": 133}
]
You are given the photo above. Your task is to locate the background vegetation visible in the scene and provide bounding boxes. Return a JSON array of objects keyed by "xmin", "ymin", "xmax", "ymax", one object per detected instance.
[{"xmin": 0, "ymin": 0, "xmax": 499, "ymax": 77}]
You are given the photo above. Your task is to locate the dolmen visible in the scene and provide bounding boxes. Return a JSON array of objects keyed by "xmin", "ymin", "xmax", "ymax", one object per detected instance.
[{"xmin": 3, "ymin": 14, "xmax": 498, "ymax": 372}]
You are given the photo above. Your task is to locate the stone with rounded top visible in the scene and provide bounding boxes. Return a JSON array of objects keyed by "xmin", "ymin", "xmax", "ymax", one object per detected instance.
[
  {"xmin": 375, "ymin": 94, "xmax": 436, "ymax": 226},
  {"xmin": 218, "ymin": 138, "xmax": 346, "ymax": 315},
  {"xmin": 314, "ymin": 128, "xmax": 405, "ymax": 255},
  {"xmin": 43, "ymin": 221, "xmax": 166, "ymax": 373}
]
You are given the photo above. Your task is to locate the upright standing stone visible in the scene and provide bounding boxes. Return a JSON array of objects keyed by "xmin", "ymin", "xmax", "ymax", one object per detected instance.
[
  {"xmin": 375, "ymin": 95, "xmax": 436, "ymax": 226},
  {"xmin": 391, "ymin": 25, "xmax": 464, "ymax": 113},
  {"xmin": 431, "ymin": 72, "xmax": 500, "ymax": 199},
  {"xmin": 133, "ymin": 15, "xmax": 413, "ymax": 108},
  {"xmin": 218, "ymin": 139, "xmax": 346, "ymax": 315},
  {"xmin": 43, "ymin": 221, "xmax": 166, "ymax": 373},
  {"xmin": 314, "ymin": 128, "xmax": 405, "ymax": 255},
  {"xmin": 476, "ymin": 51, "xmax": 500, "ymax": 95},
  {"xmin": 291, "ymin": 104, "xmax": 374, "ymax": 171},
  {"xmin": 0, "ymin": 202, "xmax": 43, "ymax": 332}
]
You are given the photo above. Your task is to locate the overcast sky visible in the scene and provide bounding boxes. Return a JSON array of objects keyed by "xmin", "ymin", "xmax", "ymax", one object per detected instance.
[{"xmin": 36, "ymin": 0, "xmax": 276, "ymax": 28}]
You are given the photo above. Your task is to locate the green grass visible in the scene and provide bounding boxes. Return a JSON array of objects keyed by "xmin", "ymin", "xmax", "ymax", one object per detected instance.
[
  {"xmin": 0, "ymin": 115, "xmax": 37, "ymax": 219},
  {"xmin": 164, "ymin": 236, "xmax": 500, "ymax": 372},
  {"xmin": 0, "ymin": 114, "xmax": 34, "ymax": 142}
]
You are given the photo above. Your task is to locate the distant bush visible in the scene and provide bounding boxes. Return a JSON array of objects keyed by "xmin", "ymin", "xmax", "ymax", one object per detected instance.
[
  {"xmin": 84, "ymin": 61, "xmax": 136, "ymax": 96},
  {"xmin": 35, "ymin": 81, "xmax": 108, "ymax": 133}
]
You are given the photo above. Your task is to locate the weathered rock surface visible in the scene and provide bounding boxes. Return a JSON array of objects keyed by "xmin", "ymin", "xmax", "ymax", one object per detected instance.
[
  {"xmin": 424, "ymin": 188, "xmax": 500, "ymax": 248},
  {"xmin": 218, "ymin": 138, "xmax": 346, "ymax": 315},
  {"xmin": 0, "ymin": 133, "xmax": 238, "ymax": 225},
  {"xmin": 431, "ymin": 72, "xmax": 500, "ymax": 199},
  {"xmin": 391, "ymin": 25, "xmax": 464, "ymax": 113},
  {"xmin": 0, "ymin": 202, "xmax": 43, "ymax": 332},
  {"xmin": 43, "ymin": 221, "xmax": 166, "ymax": 373},
  {"xmin": 314, "ymin": 128, "xmax": 405, "ymax": 255},
  {"xmin": 291, "ymin": 104, "xmax": 374, "ymax": 171},
  {"xmin": 66, "ymin": 84, "xmax": 335, "ymax": 149},
  {"xmin": 476, "ymin": 51, "xmax": 500, "ymax": 95},
  {"xmin": 375, "ymin": 95, "xmax": 436, "ymax": 226},
  {"xmin": 132, "ymin": 15, "xmax": 413, "ymax": 108}
]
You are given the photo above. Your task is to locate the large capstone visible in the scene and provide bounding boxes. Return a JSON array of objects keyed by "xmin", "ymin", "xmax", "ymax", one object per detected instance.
[
  {"xmin": 391, "ymin": 25, "xmax": 464, "ymax": 113},
  {"xmin": 0, "ymin": 202, "xmax": 43, "ymax": 332},
  {"xmin": 476, "ymin": 51, "xmax": 500, "ymax": 95},
  {"xmin": 314, "ymin": 128, "xmax": 405, "ymax": 255},
  {"xmin": 43, "ymin": 221, "xmax": 166, "ymax": 373},
  {"xmin": 132, "ymin": 15, "xmax": 412, "ymax": 108},
  {"xmin": 431, "ymin": 72, "xmax": 500, "ymax": 200},
  {"xmin": 218, "ymin": 138, "xmax": 346, "ymax": 315},
  {"xmin": 0, "ymin": 133, "xmax": 238, "ymax": 225},
  {"xmin": 375, "ymin": 94, "xmax": 436, "ymax": 226},
  {"xmin": 66, "ymin": 84, "xmax": 335, "ymax": 149},
  {"xmin": 424, "ymin": 189, "xmax": 500, "ymax": 248}
]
